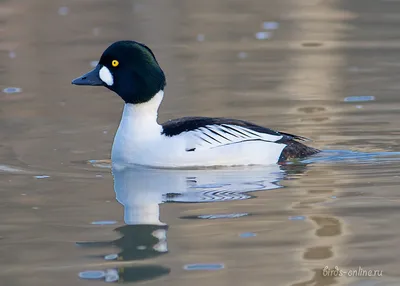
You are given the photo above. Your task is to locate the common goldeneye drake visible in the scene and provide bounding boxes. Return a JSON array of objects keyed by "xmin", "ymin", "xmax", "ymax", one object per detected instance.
[{"xmin": 72, "ymin": 40, "xmax": 319, "ymax": 168}]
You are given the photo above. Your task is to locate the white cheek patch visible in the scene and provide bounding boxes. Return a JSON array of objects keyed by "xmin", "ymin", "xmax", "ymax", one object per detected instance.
[{"xmin": 99, "ymin": 66, "xmax": 114, "ymax": 86}]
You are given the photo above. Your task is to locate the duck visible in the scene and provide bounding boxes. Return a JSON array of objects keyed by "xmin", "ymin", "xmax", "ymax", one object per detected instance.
[{"xmin": 72, "ymin": 40, "xmax": 319, "ymax": 168}]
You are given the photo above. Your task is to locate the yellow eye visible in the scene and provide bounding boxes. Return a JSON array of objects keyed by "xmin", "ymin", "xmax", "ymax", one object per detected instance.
[{"xmin": 112, "ymin": 60, "xmax": 119, "ymax": 67}]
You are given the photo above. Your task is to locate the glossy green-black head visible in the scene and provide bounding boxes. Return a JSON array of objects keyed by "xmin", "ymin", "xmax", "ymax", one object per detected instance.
[{"xmin": 72, "ymin": 41, "xmax": 166, "ymax": 104}]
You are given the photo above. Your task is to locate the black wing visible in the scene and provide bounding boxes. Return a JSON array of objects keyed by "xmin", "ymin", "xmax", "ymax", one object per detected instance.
[
  {"xmin": 161, "ymin": 117, "xmax": 297, "ymax": 140},
  {"xmin": 161, "ymin": 117, "xmax": 319, "ymax": 158}
]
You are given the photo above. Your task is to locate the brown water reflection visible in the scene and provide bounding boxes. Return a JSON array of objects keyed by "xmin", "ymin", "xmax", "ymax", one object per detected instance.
[{"xmin": 1, "ymin": 0, "xmax": 400, "ymax": 285}]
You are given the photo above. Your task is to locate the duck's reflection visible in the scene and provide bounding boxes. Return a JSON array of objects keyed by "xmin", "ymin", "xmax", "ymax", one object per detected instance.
[
  {"xmin": 78, "ymin": 163, "xmax": 307, "ymax": 283},
  {"xmin": 112, "ymin": 164, "xmax": 286, "ymax": 260},
  {"xmin": 115, "ymin": 163, "xmax": 285, "ymax": 205}
]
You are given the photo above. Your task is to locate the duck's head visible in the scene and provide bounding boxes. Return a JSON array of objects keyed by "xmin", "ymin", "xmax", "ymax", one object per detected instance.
[{"xmin": 72, "ymin": 41, "xmax": 166, "ymax": 104}]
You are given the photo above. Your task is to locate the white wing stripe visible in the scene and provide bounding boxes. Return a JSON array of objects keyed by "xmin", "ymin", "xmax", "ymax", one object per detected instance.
[
  {"xmin": 194, "ymin": 133, "xmax": 213, "ymax": 144},
  {"xmin": 223, "ymin": 125, "xmax": 258, "ymax": 138},
  {"xmin": 231, "ymin": 125, "xmax": 262, "ymax": 137},
  {"xmin": 224, "ymin": 124, "xmax": 282, "ymax": 142},
  {"xmin": 198, "ymin": 127, "xmax": 223, "ymax": 143},
  {"xmin": 230, "ymin": 126, "xmax": 261, "ymax": 138},
  {"xmin": 206, "ymin": 126, "xmax": 235, "ymax": 142},
  {"xmin": 200, "ymin": 127, "xmax": 237, "ymax": 144},
  {"xmin": 219, "ymin": 125, "xmax": 249, "ymax": 138},
  {"xmin": 216, "ymin": 126, "xmax": 240, "ymax": 138},
  {"xmin": 185, "ymin": 123, "xmax": 284, "ymax": 151}
]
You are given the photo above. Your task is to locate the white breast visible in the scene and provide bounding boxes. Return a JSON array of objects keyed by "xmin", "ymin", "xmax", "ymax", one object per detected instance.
[{"xmin": 111, "ymin": 91, "xmax": 184, "ymax": 166}]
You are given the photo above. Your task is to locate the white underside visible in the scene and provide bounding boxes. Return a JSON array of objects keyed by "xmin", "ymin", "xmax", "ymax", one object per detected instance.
[{"xmin": 111, "ymin": 91, "xmax": 286, "ymax": 168}]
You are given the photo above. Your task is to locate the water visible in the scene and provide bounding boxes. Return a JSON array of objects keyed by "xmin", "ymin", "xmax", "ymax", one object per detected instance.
[{"xmin": 1, "ymin": 0, "xmax": 400, "ymax": 285}]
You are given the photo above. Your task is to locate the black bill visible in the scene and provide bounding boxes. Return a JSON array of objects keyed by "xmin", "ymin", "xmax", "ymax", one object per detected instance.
[{"xmin": 71, "ymin": 65, "xmax": 103, "ymax": 86}]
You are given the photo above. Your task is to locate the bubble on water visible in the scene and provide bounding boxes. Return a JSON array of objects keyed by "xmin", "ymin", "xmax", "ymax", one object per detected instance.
[
  {"xmin": 79, "ymin": 270, "xmax": 106, "ymax": 280},
  {"xmin": 184, "ymin": 264, "xmax": 224, "ymax": 271},
  {"xmin": 104, "ymin": 254, "xmax": 118, "ymax": 260},
  {"xmin": 237, "ymin": 52, "xmax": 248, "ymax": 59},
  {"xmin": 32, "ymin": 207, "xmax": 39, "ymax": 210},
  {"xmin": 255, "ymin": 31, "xmax": 271, "ymax": 40},
  {"xmin": 91, "ymin": 220, "xmax": 117, "ymax": 225},
  {"xmin": 262, "ymin": 21, "xmax": 279, "ymax": 30},
  {"xmin": 196, "ymin": 34, "xmax": 205, "ymax": 42},
  {"xmin": 9, "ymin": 51, "xmax": 16, "ymax": 59},
  {"xmin": 34, "ymin": 175, "xmax": 50, "ymax": 179},
  {"xmin": 58, "ymin": 6, "xmax": 69, "ymax": 16},
  {"xmin": 331, "ymin": 196, "xmax": 337, "ymax": 199},
  {"xmin": 288, "ymin": 215, "xmax": 306, "ymax": 221},
  {"xmin": 90, "ymin": 61, "xmax": 99, "ymax": 67},
  {"xmin": 356, "ymin": 105, "xmax": 363, "ymax": 109},
  {"xmin": 103, "ymin": 131, "xmax": 108, "ymax": 134},
  {"xmin": 137, "ymin": 245, "xmax": 147, "ymax": 250},
  {"xmin": 95, "ymin": 174, "xmax": 103, "ymax": 178},
  {"xmin": 3, "ymin": 87, "xmax": 22, "ymax": 94},
  {"xmin": 344, "ymin": 96, "xmax": 375, "ymax": 102},
  {"xmin": 239, "ymin": 232, "xmax": 256, "ymax": 238}
]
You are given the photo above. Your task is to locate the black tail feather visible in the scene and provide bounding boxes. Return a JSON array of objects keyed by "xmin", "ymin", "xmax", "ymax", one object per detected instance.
[
  {"xmin": 279, "ymin": 131, "xmax": 312, "ymax": 142},
  {"xmin": 278, "ymin": 140, "xmax": 320, "ymax": 162}
]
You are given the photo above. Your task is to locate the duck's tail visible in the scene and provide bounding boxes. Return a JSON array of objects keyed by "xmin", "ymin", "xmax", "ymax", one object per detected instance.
[{"xmin": 278, "ymin": 140, "xmax": 320, "ymax": 162}]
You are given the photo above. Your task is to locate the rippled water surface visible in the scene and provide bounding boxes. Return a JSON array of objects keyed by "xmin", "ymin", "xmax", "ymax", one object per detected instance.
[{"xmin": 1, "ymin": 0, "xmax": 400, "ymax": 285}]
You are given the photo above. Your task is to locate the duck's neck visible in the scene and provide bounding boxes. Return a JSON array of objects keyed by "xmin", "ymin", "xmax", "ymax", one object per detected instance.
[{"xmin": 118, "ymin": 90, "xmax": 164, "ymax": 139}]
